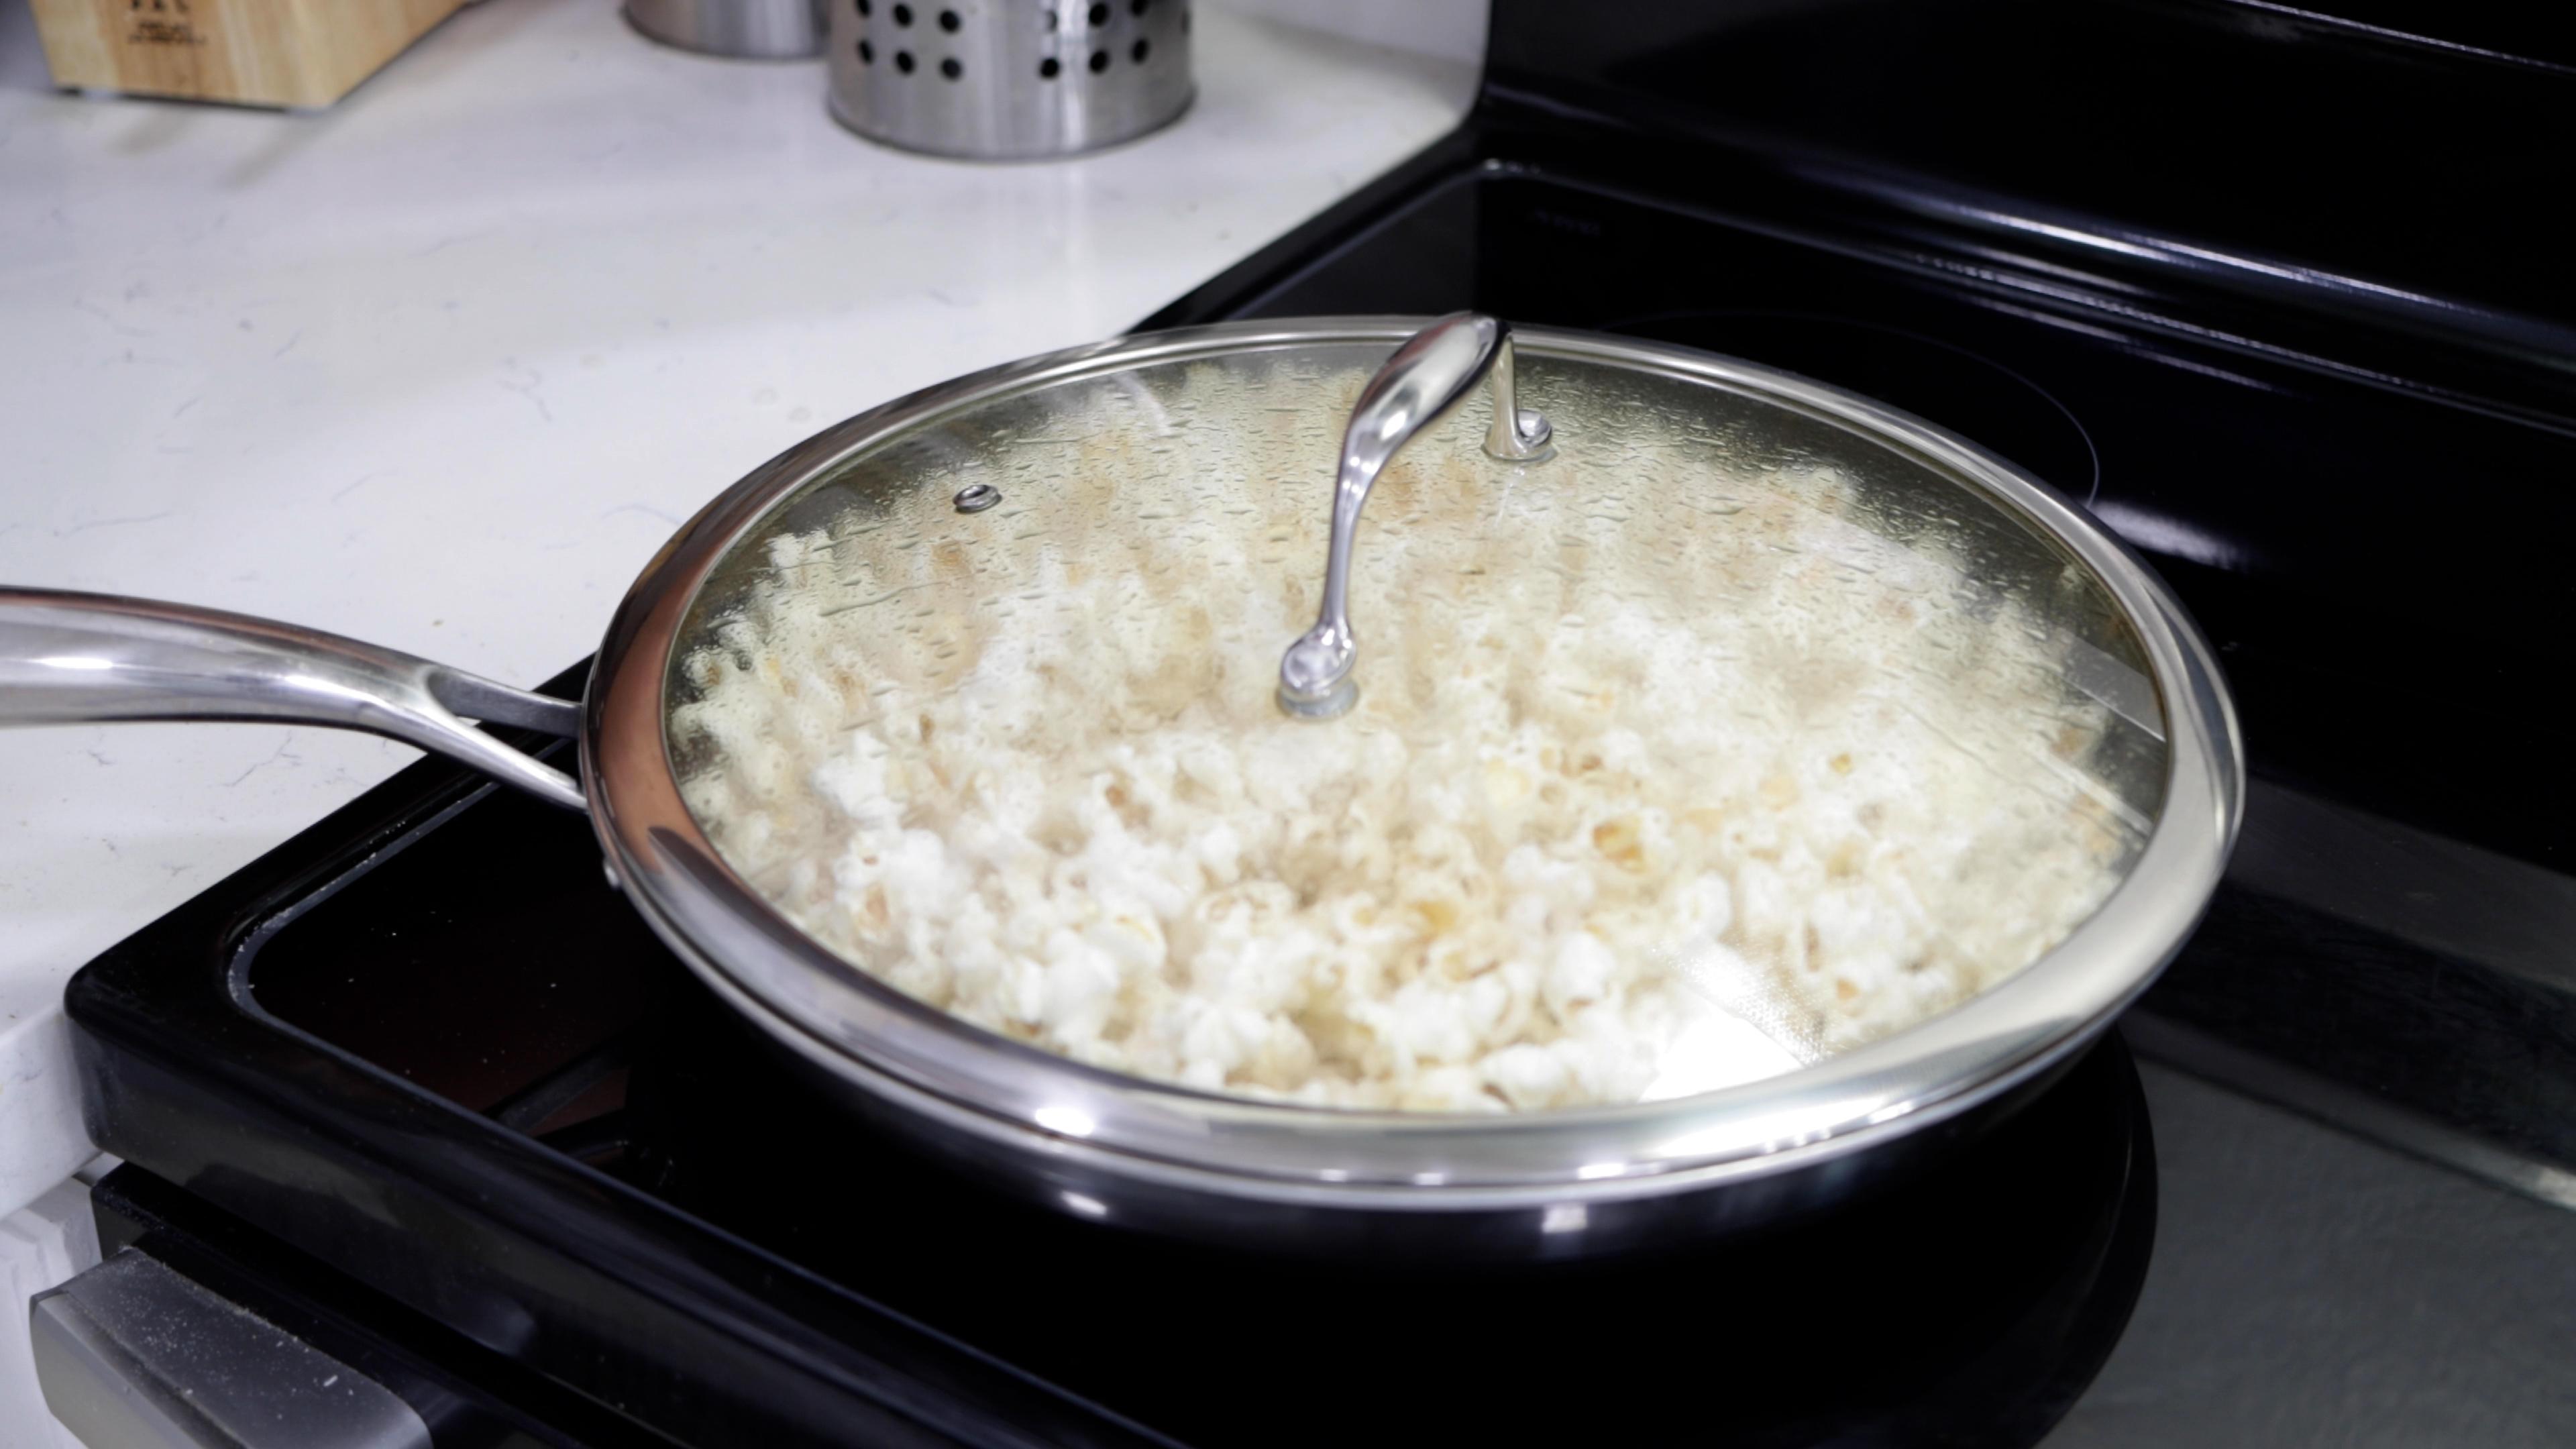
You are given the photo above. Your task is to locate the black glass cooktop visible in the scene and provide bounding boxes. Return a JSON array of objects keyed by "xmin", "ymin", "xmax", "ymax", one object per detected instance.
[{"xmin": 68, "ymin": 132, "xmax": 2576, "ymax": 1449}]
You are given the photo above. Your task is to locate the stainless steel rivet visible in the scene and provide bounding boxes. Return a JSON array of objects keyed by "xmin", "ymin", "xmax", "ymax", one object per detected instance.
[{"xmin": 953, "ymin": 483, "xmax": 1002, "ymax": 513}]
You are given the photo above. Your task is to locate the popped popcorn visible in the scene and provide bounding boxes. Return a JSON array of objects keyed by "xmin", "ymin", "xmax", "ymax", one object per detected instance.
[{"xmin": 671, "ymin": 358, "xmax": 2141, "ymax": 1112}]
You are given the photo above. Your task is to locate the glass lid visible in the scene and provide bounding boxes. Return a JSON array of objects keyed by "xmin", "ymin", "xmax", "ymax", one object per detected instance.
[{"xmin": 659, "ymin": 319, "xmax": 2169, "ymax": 1118}]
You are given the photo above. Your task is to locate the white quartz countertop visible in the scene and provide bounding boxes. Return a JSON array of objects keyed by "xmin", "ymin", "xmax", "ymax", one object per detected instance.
[{"xmin": 0, "ymin": 0, "xmax": 1474, "ymax": 1215}]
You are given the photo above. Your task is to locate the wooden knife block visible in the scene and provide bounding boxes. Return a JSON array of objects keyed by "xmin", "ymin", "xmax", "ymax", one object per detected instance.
[{"xmin": 30, "ymin": 0, "xmax": 469, "ymax": 109}]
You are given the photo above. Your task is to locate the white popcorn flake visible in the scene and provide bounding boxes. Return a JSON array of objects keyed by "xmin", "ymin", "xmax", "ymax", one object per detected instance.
[{"xmin": 1546, "ymin": 933, "xmax": 1618, "ymax": 1017}]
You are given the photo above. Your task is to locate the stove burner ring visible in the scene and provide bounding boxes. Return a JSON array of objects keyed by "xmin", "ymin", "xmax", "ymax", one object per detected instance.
[{"xmin": 1597, "ymin": 309, "xmax": 2102, "ymax": 504}]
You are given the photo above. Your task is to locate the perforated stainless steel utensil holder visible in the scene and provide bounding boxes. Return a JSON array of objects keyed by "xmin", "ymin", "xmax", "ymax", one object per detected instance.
[{"xmin": 827, "ymin": 0, "xmax": 1193, "ymax": 159}]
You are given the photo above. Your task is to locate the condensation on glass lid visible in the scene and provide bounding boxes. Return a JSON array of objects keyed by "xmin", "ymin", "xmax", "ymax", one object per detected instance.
[{"xmin": 663, "ymin": 347, "xmax": 2165, "ymax": 1114}]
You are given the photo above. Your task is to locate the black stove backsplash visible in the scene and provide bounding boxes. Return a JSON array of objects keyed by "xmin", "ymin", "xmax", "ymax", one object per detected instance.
[{"xmin": 1485, "ymin": 0, "xmax": 2576, "ymax": 343}]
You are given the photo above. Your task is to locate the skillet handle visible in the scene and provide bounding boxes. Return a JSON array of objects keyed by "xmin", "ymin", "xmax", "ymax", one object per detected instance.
[{"xmin": 0, "ymin": 587, "xmax": 586, "ymax": 811}]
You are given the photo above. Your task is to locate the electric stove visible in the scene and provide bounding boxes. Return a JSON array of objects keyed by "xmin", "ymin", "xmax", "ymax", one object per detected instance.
[{"xmin": 54, "ymin": 3, "xmax": 2576, "ymax": 1445}]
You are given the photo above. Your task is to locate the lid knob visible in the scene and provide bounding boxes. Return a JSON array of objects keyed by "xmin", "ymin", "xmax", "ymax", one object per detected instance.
[{"xmin": 1277, "ymin": 313, "xmax": 1552, "ymax": 718}]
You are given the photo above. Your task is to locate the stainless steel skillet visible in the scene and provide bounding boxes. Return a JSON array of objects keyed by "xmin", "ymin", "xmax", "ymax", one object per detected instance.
[{"xmin": 0, "ymin": 314, "xmax": 2240, "ymax": 1257}]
